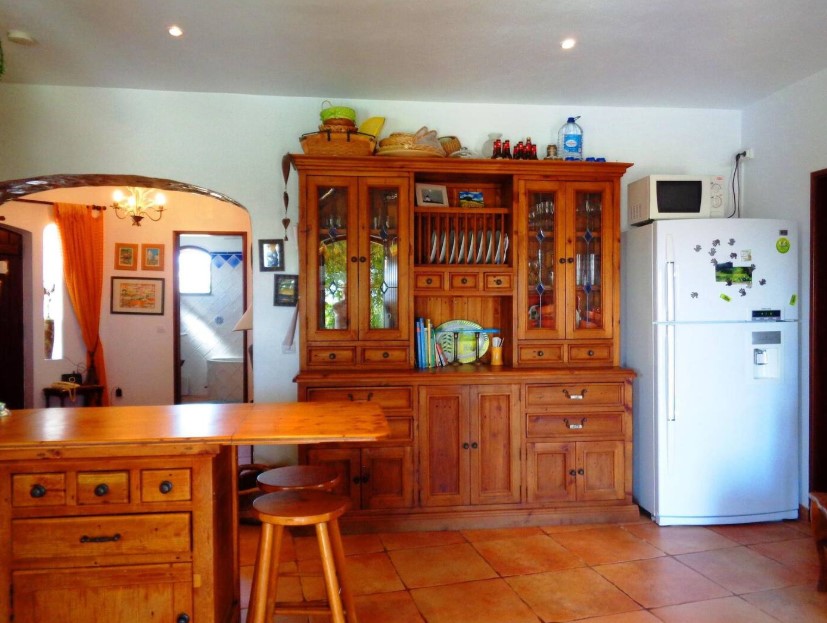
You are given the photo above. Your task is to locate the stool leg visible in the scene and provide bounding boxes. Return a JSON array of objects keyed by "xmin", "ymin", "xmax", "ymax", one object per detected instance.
[
  {"xmin": 328, "ymin": 517, "xmax": 358, "ymax": 623},
  {"xmin": 247, "ymin": 522, "xmax": 282, "ymax": 623},
  {"xmin": 263, "ymin": 525, "xmax": 284, "ymax": 623},
  {"xmin": 316, "ymin": 522, "xmax": 346, "ymax": 623}
]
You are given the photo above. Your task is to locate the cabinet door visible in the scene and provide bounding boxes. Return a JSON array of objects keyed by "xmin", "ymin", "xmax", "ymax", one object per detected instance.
[
  {"xmin": 12, "ymin": 564, "xmax": 192, "ymax": 623},
  {"xmin": 565, "ymin": 182, "xmax": 614, "ymax": 340},
  {"xmin": 358, "ymin": 177, "xmax": 410, "ymax": 341},
  {"xmin": 470, "ymin": 385, "xmax": 521, "ymax": 505},
  {"xmin": 526, "ymin": 442, "xmax": 576, "ymax": 503},
  {"xmin": 306, "ymin": 447, "xmax": 362, "ymax": 509},
  {"xmin": 576, "ymin": 440, "xmax": 624, "ymax": 501},
  {"xmin": 362, "ymin": 446, "xmax": 414, "ymax": 510},
  {"xmin": 305, "ymin": 176, "xmax": 359, "ymax": 341},
  {"xmin": 419, "ymin": 386, "xmax": 470, "ymax": 507},
  {"xmin": 518, "ymin": 181, "xmax": 566, "ymax": 340}
]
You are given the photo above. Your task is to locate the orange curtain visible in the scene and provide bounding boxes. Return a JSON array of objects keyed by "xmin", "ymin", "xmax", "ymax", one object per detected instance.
[{"xmin": 54, "ymin": 203, "xmax": 109, "ymax": 405}]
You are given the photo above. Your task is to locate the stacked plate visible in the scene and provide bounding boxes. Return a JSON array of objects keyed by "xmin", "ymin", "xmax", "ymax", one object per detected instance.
[{"xmin": 426, "ymin": 230, "xmax": 509, "ymax": 265}]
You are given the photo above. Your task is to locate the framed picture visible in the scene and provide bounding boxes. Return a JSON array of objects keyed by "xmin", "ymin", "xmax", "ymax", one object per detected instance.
[
  {"xmin": 459, "ymin": 190, "xmax": 485, "ymax": 208},
  {"xmin": 111, "ymin": 277, "xmax": 165, "ymax": 315},
  {"xmin": 140, "ymin": 243, "xmax": 165, "ymax": 271},
  {"xmin": 274, "ymin": 274, "xmax": 298, "ymax": 306},
  {"xmin": 415, "ymin": 183, "xmax": 449, "ymax": 207},
  {"xmin": 259, "ymin": 239, "xmax": 285, "ymax": 272},
  {"xmin": 114, "ymin": 243, "xmax": 139, "ymax": 271}
]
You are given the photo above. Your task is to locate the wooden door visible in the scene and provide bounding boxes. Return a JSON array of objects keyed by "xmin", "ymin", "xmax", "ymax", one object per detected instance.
[
  {"xmin": 576, "ymin": 440, "xmax": 624, "ymax": 501},
  {"xmin": 12, "ymin": 564, "xmax": 192, "ymax": 623},
  {"xmin": 419, "ymin": 386, "xmax": 470, "ymax": 507},
  {"xmin": 469, "ymin": 384, "xmax": 521, "ymax": 505},
  {"xmin": 811, "ymin": 167, "xmax": 827, "ymax": 491},
  {"xmin": 362, "ymin": 446, "xmax": 414, "ymax": 509},
  {"xmin": 0, "ymin": 227, "xmax": 23, "ymax": 409},
  {"xmin": 526, "ymin": 442, "xmax": 576, "ymax": 503},
  {"xmin": 306, "ymin": 447, "xmax": 362, "ymax": 509}
]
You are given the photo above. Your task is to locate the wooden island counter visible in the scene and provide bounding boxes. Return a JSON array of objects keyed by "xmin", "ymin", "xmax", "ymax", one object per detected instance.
[{"xmin": 0, "ymin": 402, "xmax": 389, "ymax": 623}]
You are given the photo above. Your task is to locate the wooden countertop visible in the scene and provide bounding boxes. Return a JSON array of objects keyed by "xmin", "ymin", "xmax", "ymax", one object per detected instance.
[{"xmin": 0, "ymin": 401, "xmax": 390, "ymax": 451}]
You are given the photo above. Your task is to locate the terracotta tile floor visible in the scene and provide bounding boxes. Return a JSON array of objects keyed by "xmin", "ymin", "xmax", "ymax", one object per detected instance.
[{"xmin": 238, "ymin": 515, "xmax": 827, "ymax": 622}]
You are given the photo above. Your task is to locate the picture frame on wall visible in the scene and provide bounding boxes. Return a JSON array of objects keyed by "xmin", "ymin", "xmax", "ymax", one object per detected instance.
[
  {"xmin": 274, "ymin": 274, "xmax": 298, "ymax": 306},
  {"xmin": 114, "ymin": 243, "xmax": 139, "ymax": 271},
  {"xmin": 141, "ymin": 243, "xmax": 165, "ymax": 271},
  {"xmin": 111, "ymin": 277, "xmax": 165, "ymax": 315},
  {"xmin": 259, "ymin": 239, "xmax": 285, "ymax": 272},
  {"xmin": 415, "ymin": 183, "xmax": 449, "ymax": 207}
]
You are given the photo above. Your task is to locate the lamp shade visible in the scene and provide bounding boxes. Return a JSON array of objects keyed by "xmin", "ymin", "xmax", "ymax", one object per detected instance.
[{"xmin": 233, "ymin": 307, "xmax": 253, "ymax": 331}]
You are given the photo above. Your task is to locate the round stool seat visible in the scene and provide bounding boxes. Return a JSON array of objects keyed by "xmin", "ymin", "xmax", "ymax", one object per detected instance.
[
  {"xmin": 257, "ymin": 464, "xmax": 342, "ymax": 493},
  {"xmin": 253, "ymin": 489, "xmax": 351, "ymax": 527}
]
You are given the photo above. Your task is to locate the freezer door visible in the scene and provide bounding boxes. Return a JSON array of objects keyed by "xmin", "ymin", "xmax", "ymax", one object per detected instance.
[
  {"xmin": 654, "ymin": 219, "xmax": 799, "ymax": 322},
  {"xmin": 654, "ymin": 321, "xmax": 799, "ymax": 524}
]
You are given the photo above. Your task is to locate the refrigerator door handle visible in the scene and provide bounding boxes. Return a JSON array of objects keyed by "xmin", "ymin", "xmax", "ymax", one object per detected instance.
[
  {"xmin": 666, "ymin": 323, "xmax": 676, "ymax": 422},
  {"xmin": 666, "ymin": 260, "xmax": 676, "ymax": 323}
]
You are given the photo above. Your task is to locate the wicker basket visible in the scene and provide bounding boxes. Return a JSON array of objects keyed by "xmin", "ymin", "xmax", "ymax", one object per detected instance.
[{"xmin": 300, "ymin": 130, "xmax": 376, "ymax": 156}]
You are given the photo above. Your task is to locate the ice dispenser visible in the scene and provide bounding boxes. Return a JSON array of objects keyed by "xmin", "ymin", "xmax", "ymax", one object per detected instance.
[{"xmin": 752, "ymin": 330, "xmax": 781, "ymax": 379}]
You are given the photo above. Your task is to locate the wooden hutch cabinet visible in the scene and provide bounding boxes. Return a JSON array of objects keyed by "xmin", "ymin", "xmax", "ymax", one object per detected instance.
[{"xmin": 292, "ymin": 154, "xmax": 637, "ymax": 530}]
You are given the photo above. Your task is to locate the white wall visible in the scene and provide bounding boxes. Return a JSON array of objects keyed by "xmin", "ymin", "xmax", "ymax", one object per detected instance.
[
  {"xmin": 742, "ymin": 67, "xmax": 827, "ymax": 505},
  {"xmin": 0, "ymin": 84, "xmax": 742, "ymax": 465}
]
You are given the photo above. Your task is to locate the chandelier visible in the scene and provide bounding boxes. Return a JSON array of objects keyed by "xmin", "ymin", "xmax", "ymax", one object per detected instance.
[{"xmin": 111, "ymin": 187, "xmax": 167, "ymax": 226}]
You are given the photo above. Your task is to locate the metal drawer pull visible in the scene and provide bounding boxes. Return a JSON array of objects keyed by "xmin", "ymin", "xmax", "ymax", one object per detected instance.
[
  {"xmin": 159, "ymin": 480, "xmax": 174, "ymax": 494},
  {"xmin": 94, "ymin": 483, "xmax": 109, "ymax": 496},
  {"xmin": 563, "ymin": 417, "xmax": 587, "ymax": 430},
  {"xmin": 347, "ymin": 392, "xmax": 373, "ymax": 401},
  {"xmin": 562, "ymin": 389, "xmax": 587, "ymax": 400},
  {"xmin": 80, "ymin": 533, "xmax": 121, "ymax": 543},
  {"xmin": 30, "ymin": 484, "xmax": 47, "ymax": 498}
]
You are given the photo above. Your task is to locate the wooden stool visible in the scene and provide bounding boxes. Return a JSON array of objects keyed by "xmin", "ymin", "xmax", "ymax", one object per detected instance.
[
  {"xmin": 246, "ymin": 490, "xmax": 357, "ymax": 623},
  {"xmin": 257, "ymin": 464, "xmax": 341, "ymax": 493},
  {"xmin": 810, "ymin": 492, "xmax": 827, "ymax": 591}
]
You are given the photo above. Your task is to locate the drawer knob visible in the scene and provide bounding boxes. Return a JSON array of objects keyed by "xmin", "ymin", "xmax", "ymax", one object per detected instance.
[
  {"xmin": 569, "ymin": 469, "xmax": 577, "ymax": 477},
  {"xmin": 94, "ymin": 483, "xmax": 109, "ymax": 497},
  {"xmin": 471, "ymin": 441, "xmax": 479, "ymax": 449},
  {"xmin": 328, "ymin": 353, "xmax": 336, "ymax": 360},
  {"xmin": 80, "ymin": 533, "xmax": 121, "ymax": 543},
  {"xmin": 359, "ymin": 256, "xmax": 367, "ymax": 263},
  {"xmin": 563, "ymin": 417, "xmax": 587, "ymax": 430},
  {"xmin": 426, "ymin": 277, "xmax": 433, "ymax": 285},
  {"xmin": 461, "ymin": 277, "xmax": 468, "ymax": 284},
  {"xmin": 562, "ymin": 388, "xmax": 587, "ymax": 400},
  {"xmin": 577, "ymin": 468, "xmax": 585, "ymax": 475},
  {"xmin": 495, "ymin": 278, "xmax": 503, "ymax": 285},
  {"xmin": 30, "ymin": 484, "xmax": 47, "ymax": 498},
  {"xmin": 462, "ymin": 442, "xmax": 470, "ymax": 450},
  {"xmin": 537, "ymin": 350, "xmax": 544, "ymax": 357},
  {"xmin": 588, "ymin": 350, "xmax": 595, "ymax": 356},
  {"xmin": 382, "ymin": 351, "xmax": 390, "ymax": 359},
  {"xmin": 177, "ymin": 614, "xmax": 190, "ymax": 623},
  {"xmin": 159, "ymin": 480, "xmax": 174, "ymax": 494}
]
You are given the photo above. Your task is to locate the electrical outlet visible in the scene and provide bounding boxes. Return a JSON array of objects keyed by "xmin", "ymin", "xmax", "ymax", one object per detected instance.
[
  {"xmin": 742, "ymin": 148, "xmax": 755, "ymax": 159},
  {"xmin": 115, "ymin": 387, "xmax": 123, "ymax": 398}
]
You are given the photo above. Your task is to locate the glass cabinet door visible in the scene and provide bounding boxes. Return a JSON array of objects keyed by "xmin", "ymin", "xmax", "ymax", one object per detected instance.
[
  {"xmin": 568, "ymin": 183, "xmax": 613, "ymax": 338},
  {"xmin": 522, "ymin": 182, "xmax": 564, "ymax": 338},
  {"xmin": 307, "ymin": 177, "xmax": 358, "ymax": 340},
  {"xmin": 360, "ymin": 178, "xmax": 409, "ymax": 340}
]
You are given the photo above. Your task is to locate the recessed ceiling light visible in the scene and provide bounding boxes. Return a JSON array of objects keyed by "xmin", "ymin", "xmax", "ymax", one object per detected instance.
[
  {"xmin": 168, "ymin": 25, "xmax": 183, "ymax": 38},
  {"xmin": 561, "ymin": 38, "xmax": 576, "ymax": 50},
  {"xmin": 7, "ymin": 30, "xmax": 37, "ymax": 45}
]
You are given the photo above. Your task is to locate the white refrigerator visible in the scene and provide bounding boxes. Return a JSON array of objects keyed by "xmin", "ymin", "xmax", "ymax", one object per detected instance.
[{"xmin": 623, "ymin": 218, "xmax": 799, "ymax": 525}]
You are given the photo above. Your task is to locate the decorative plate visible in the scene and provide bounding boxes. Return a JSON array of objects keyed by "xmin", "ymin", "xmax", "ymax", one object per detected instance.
[{"xmin": 434, "ymin": 319, "xmax": 491, "ymax": 364}]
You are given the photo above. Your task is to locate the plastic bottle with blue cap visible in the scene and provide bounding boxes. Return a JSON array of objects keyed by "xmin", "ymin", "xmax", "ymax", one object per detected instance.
[{"xmin": 557, "ymin": 116, "xmax": 583, "ymax": 161}]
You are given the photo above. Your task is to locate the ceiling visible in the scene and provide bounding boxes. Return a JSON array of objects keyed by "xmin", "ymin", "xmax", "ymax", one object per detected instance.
[{"xmin": 1, "ymin": 0, "xmax": 827, "ymax": 110}]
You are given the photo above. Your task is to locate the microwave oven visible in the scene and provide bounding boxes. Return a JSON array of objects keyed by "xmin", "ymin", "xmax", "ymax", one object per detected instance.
[{"xmin": 628, "ymin": 175, "xmax": 726, "ymax": 226}]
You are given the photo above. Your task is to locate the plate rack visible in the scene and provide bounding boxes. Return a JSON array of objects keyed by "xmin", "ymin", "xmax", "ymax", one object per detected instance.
[{"xmin": 414, "ymin": 207, "xmax": 509, "ymax": 266}]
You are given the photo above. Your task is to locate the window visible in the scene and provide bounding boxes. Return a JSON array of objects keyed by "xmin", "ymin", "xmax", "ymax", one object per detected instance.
[
  {"xmin": 42, "ymin": 223, "xmax": 63, "ymax": 359},
  {"xmin": 179, "ymin": 246, "xmax": 212, "ymax": 294}
]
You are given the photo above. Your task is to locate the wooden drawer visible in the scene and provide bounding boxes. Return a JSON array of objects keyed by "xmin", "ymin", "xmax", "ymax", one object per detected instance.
[
  {"xmin": 77, "ymin": 471, "xmax": 129, "ymax": 505},
  {"xmin": 12, "ymin": 473, "xmax": 66, "ymax": 507},
  {"xmin": 305, "ymin": 386, "xmax": 414, "ymax": 410},
  {"xmin": 449, "ymin": 272, "xmax": 479, "ymax": 290},
  {"xmin": 484, "ymin": 272, "xmax": 512, "ymax": 291},
  {"xmin": 415, "ymin": 272, "xmax": 444, "ymax": 290},
  {"xmin": 141, "ymin": 469, "xmax": 192, "ymax": 503},
  {"xmin": 360, "ymin": 346, "xmax": 409, "ymax": 366},
  {"xmin": 525, "ymin": 383, "xmax": 624, "ymax": 410},
  {"xmin": 568, "ymin": 343, "xmax": 613, "ymax": 364},
  {"xmin": 526, "ymin": 413, "xmax": 624, "ymax": 438},
  {"xmin": 386, "ymin": 416, "xmax": 414, "ymax": 442},
  {"xmin": 12, "ymin": 513, "xmax": 191, "ymax": 561},
  {"xmin": 308, "ymin": 347, "xmax": 356, "ymax": 365},
  {"xmin": 518, "ymin": 344, "xmax": 564, "ymax": 364}
]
